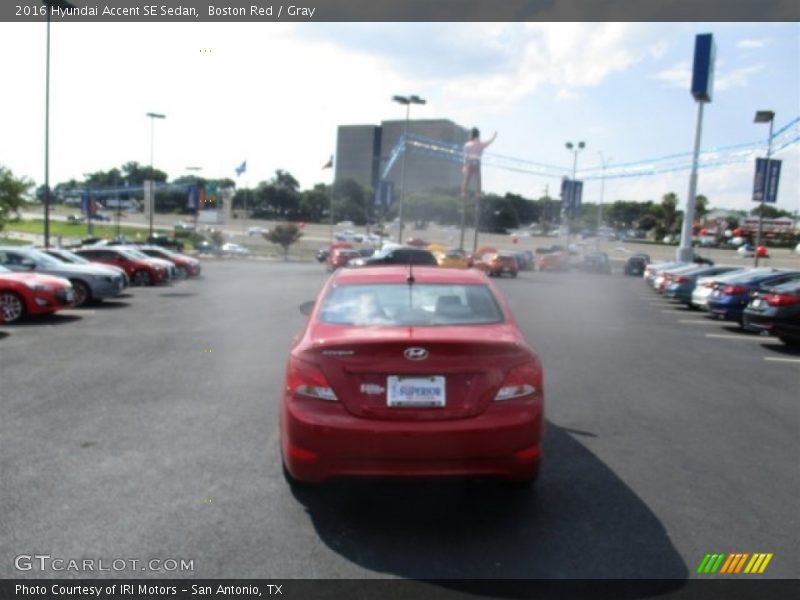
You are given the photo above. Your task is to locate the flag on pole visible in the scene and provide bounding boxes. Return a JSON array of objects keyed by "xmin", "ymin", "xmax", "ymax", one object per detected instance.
[
  {"xmin": 235, "ymin": 160, "xmax": 247, "ymax": 177},
  {"xmin": 322, "ymin": 155, "xmax": 333, "ymax": 169}
]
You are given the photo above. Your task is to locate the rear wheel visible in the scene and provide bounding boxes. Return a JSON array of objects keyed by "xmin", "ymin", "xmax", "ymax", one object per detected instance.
[
  {"xmin": 70, "ymin": 279, "xmax": 92, "ymax": 306},
  {"xmin": 0, "ymin": 291, "xmax": 25, "ymax": 323},
  {"xmin": 132, "ymin": 270, "xmax": 152, "ymax": 286}
]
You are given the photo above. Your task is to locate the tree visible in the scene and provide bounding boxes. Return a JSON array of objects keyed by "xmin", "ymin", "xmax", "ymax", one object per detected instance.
[
  {"xmin": 695, "ymin": 194, "xmax": 710, "ymax": 221},
  {"xmin": 265, "ymin": 223, "xmax": 303, "ymax": 260},
  {"xmin": 661, "ymin": 192, "xmax": 679, "ymax": 233},
  {"xmin": 0, "ymin": 165, "xmax": 33, "ymax": 232}
]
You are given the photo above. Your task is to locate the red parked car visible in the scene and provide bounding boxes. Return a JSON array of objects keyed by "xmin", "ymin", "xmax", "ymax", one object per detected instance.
[
  {"xmin": 74, "ymin": 247, "xmax": 169, "ymax": 286},
  {"xmin": 0, "ymin": 265, "xmax": 75, "ymax": 323},
  {"xmin": 138, "ymin": 245, "xmax": 202, "ymax": 278},
  {"xmin": 281, "ymin": 266, "xmax": 545, "ymax": 486},
  {"xmin": 326, "ymin": 247, "xmax": 360, "ymax": 271}
]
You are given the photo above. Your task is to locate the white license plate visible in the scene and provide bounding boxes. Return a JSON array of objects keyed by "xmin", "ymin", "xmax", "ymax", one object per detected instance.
[
  {"xmin": 387, "ymin": 376, "xmax": 446, "ymax": 407},
  {"xmin": 751, "ymin": 298, "xmax": 762, "ymax": 308}
]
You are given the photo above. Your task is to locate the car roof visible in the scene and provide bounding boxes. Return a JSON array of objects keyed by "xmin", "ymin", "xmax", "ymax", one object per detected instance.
[{"xmin": 332, "ymin": 265, "xmax": 486, "ymax": 286}]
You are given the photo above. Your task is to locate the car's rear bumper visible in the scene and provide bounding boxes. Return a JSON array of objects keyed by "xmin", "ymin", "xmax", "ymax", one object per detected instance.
[{"xmin": 282, "ymin": 395, "xmax": 543, "ymax": 482}]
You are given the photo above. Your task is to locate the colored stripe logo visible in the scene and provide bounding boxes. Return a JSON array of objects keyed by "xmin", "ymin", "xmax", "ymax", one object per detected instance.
[{"xmin": 697, "ymin": 553, "xmax": 773, "ymax": 574}]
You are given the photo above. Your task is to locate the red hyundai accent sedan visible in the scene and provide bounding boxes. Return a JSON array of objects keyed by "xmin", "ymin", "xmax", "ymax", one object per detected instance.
[{"xmin": 281, "ymin": 266, "xmax": 544, "ymax": 486}]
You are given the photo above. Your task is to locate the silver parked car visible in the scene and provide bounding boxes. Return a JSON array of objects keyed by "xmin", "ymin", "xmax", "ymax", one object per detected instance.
[{"xmin": 0, "ymin": 246, "xmax": 126, "ymax": 306}]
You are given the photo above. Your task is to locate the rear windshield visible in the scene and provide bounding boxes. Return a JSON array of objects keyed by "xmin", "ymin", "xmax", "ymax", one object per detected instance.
[{"xmin": 318, "ymin": 283, "xmax": 505, "ymax": 326}]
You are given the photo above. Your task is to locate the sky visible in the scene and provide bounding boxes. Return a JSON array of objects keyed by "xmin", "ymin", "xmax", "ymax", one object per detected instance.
[{"xmin": 0, "ymin": 21, "xmax": 798, "ymax": 215}]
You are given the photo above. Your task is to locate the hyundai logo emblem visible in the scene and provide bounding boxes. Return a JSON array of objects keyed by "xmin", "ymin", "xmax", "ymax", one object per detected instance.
[{"xmin": 404, "ymin": 347, "xmax": 429, "ymax": 361}]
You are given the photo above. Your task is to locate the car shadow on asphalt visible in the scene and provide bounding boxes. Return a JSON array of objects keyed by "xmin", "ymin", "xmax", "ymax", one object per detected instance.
[
  {"xmin": 760, "ymin": 342, "xmax": 800, "ymax": 356},
  {"xmin": 89, "ymin": 300, "xmax": 131, "ymax": 309},
  {"xmin": 287, "ymin": 422, "xmax": 687, "ymax": 596},
  {"xmin": 5, "ymin": 314, "xmax": 83, "ymax": 326},
  {"xmin": 158, "ymin": 292, "xmax": 198, "ymax": 298}
]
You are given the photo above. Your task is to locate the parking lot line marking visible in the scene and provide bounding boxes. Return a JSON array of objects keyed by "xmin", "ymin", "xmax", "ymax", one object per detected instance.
[
  {"xmin": 763, "ymin": 357, "xmax": 800, "ymax": 364},
  {"xmin": 679, "ymin": 319, "xmax": 720, "ymax": 325},
  {"xmin": 704, "ymin": 334, "xmax": 773, "ymax": 341}
]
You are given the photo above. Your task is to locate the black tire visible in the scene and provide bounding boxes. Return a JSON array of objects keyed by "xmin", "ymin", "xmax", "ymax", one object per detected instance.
[
  {"xmin": 132, "ymin": 270, "xmax": 152, "ymax": 286},
  {"xmin": 70, "ymin": 279, "xmax": 92, "ymax": 307},
  {"xmin": 0, "ymin": 291, "xmax": 26, "ymax": 323}
]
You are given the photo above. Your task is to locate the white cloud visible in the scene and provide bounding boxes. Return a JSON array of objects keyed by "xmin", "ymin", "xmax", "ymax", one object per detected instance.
[
  {"xmin": 737, "ymin": 38, "xmax": 770, "ymax": 49},
  {"xmin": 652, "ymin": 62, "xmax": 691, "ymax": 88},
  {"xmin": 715, "ymin": 64, "xmax": 766, "ymax": 91}
]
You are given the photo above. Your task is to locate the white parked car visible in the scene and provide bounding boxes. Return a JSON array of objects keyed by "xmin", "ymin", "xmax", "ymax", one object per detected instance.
[
  {"xmin": 220, "ymin": 242, "xmax": 250, "ymax": 257},
  {"xmin": 247, "ymin": 226, "xmax": 269, "ymax": 236}
]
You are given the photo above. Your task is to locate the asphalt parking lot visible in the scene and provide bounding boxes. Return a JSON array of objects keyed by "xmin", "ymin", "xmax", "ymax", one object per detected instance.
[{"xmin": 1, "ymin": 260, "xmax": 797, "ymax": 582}]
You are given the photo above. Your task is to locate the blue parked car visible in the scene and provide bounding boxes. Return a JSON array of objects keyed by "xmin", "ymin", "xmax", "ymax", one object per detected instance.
[
  {"xmin": 706, "ymin": 269, "xmax": 800, "ymax": 324},
  {"xmin": 664, "ymin": 265, "xmax": 744, "ymax": 305}
]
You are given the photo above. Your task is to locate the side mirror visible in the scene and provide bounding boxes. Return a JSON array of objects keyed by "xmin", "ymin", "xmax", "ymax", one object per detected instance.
[{"xmin": 298, "ymin": 300, "xmax": 315, "ymax": 316}]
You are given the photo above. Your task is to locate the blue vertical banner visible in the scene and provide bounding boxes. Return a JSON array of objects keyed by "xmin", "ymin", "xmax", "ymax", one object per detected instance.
[
  {"xmin": 560, "ymin": 179, "xmax": 583, "ymax": 213},
  {"xmin": 187, "ymin": 185, "xmax": 199, "ymax": 210},
  {"xmin": 752, "ymin": 158, "xmax": 781, "ymax": 204},
  {"xmin": 375, "ymin": 180, "xmax": 393, "ymax": 208},
  {"xmin": 80, "ymin": 193, "xmax": 90, "ymax": 215}
]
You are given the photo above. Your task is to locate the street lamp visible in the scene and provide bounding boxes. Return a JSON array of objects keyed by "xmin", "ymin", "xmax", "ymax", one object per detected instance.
[
  {"xmin": 392, "ymin": 94, "xmax": 426, "ymax": 243},
  {"xmin": 186, "ymin": 166, "xmax": 202, "ymax": 232},
  {"xmin": 41, "ymin": 1, "xmax": 75, "ymax": 248},
  {"xmin": 598, "ymin": 151, "xmax": 611, "ymax": 244},
  {"xmin": 753, "ymin": 110, "xmax": 775, "ymax": 267},
  {"xmin": 145, "ymin": 111, "xmax": 166, "ymax": 237},
  {"xmin": 564, "ymin": 141, "xmax": 585, "ymax": 243}
]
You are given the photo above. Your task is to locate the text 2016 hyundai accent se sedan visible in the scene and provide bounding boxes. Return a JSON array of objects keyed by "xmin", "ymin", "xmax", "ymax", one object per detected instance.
[{"xmin": 280, "ymin": 266, "xmax": 545, "ymax": 486}]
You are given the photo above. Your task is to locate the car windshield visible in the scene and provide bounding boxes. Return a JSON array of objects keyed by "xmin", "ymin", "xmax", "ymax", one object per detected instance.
[
  {"xmin": 27, "ymin": 250, "xmax": 67, "ymax": 268},
  {"xmin": 53, "ymin": 249, "xmax": 90, "ymax": 264},
  {"xmin": 118, "ymin": 248, "xmax": 150, "ymax": 260},
  {"xmin": 318, "ymin": 283, "xmax": 504, "ymax": 326}
]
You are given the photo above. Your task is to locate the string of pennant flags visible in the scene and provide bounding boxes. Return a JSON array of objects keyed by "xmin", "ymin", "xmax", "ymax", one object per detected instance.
[{"xmin": 380, "ymin": 115, "xmax": 799, "ymax": 182}]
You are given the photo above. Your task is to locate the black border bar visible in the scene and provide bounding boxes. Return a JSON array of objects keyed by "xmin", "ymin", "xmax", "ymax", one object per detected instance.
[{"xmin": 2, "ymin": 0, "xmax": 800, "ymax": 23}]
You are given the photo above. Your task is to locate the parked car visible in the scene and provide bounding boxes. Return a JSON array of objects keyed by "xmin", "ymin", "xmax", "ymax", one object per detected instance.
[
  {"xmin": 435, "ymin": 249, "xmax": 471, "ymax": 269},
  {"xmin": 326, "ymin": 247, "xmax": 360, "ymax": 271},
  {"xmin": 663, "ymin": 265, "xmax": 743, "ymax": 305},
  {"xmin": 247, "ymin": 226, "xmax": 269, "ymax": 236},
  {"xmin": 690, "ymin": 268, "xmax": 752, "ymax": 311},
  {"xmin": 138, "ymin": 245, "xmax": 202, "ymax": 278},
  {"xmin": 114, "ymin": 246, "xmax": 178, "ymax": 280},
  {"xmin": 512, "ymin": 250, "xmax": 535, "ymax": 271},
  {"xmin": 707, "ymin": 269, "xmax": 800, "ymax": 324},
  {"xmin": 349, "ymin": 246, "xmax": 437, "ymax": 267},
  {"xmin": 473, "ymin": 253, "xmax": 519, "ymax": 278},
  {"xmin": 0, "ymin": 246, "xmax": 126, "ymax": 306},
  {"xmin": 624, "ymin": 254, "xmax": 650, "ymax": 276},
  {"xmin": 743, "ymin": 279, "xmax": 800, "ymax": 345},
  {"xmin": 146, "ymin": 234, "xmax": 184, "ymax": 253},
  {"xmin": 534, "ymin": 247, "xmax": 568, "ymax": 272},
  {"xmin": 281, "ymin": 265, "xmax": 544, "ymax": 486},
  {"xmin": 74, "ymin": 246, "xmax": 170, "ymax": 286},
  {"xmin": 581, "ymin": 251, "xmax": 612, "ymax": 274},
  {"xmin": 0, "ymin": 265, "xmax": 75, "ymax": 324},
  {"xmin": 220, "ymin": 242, "xmax": 251, "ymax": 257},
  {"xmin": 195, "ymin": 240, "xmax": 221, "ymax": 256},
  {"xmin": 42, "ymin": 248, "xmax": 130, "ymax": 287}
]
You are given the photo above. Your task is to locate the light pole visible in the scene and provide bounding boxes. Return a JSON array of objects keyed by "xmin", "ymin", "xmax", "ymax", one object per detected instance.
[
  {"xmin": 565, "ymin": 141, "xmax": 585, "ymax": 245},
  {"xmin": 392, "ymin": 94, "xmax": 426, "ymax": 244},
  {"xmin": 598, "ymin": 151, "xmax": 611, "ymax": 244},
  {"xmin": 145, "ymin": 111, "xmax": 166, "ymax": 237},
  {"xmin": 753, "ymin": 110, "xmax": 775, "ymax": 267},
  {"xmin": 186, "ymin": 166, "xmax": 202, "ymax": 232}
]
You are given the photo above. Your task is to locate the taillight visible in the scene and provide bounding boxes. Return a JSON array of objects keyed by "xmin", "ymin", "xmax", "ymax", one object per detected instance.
[
  {"xmin": 285, "ymin": 357, "xmax": 338, "ymax": 401},
  {"xmin": 675, "ymin": 276, "xmax": 689, "ymax": 284},
  {"xmin": 495, "ymin": 362, "xmax": 542, "ymax": 401},
  {"xmin": 764, "ymin": 293, "xmax": 800, "ymax": 307},
  {"xmin": 722, "ymin": 285, "xmax": 748, "ymax": 295}
]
